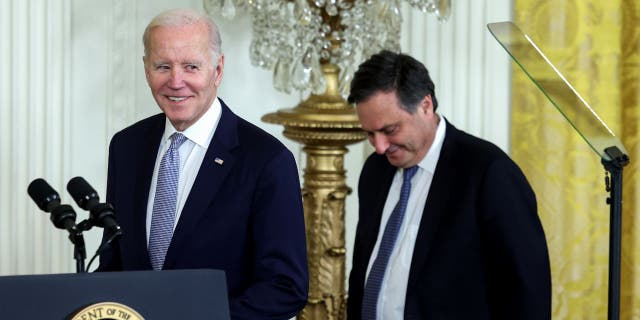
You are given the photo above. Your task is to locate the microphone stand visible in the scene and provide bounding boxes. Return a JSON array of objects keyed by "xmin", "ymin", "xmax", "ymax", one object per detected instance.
[
  {"xmin": 69, "ymin": 221, "xmax": 92, "ymax": 273},
  {"xmin": 71, "ymin": 219, "xmax": 98, "ymax": 273},
  {"xmin": 602, "ymin": 146, "xmax": 629, "ymax": 320}
]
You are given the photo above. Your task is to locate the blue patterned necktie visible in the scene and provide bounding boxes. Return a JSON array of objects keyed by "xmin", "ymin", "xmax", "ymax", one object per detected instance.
[
  {"xmin": 148, "ymin": 132, "xmax": 187, "ymax": 270},
  {"xmin": 361, "ymin": 166, "xmax": 419, "ymax": 320}
]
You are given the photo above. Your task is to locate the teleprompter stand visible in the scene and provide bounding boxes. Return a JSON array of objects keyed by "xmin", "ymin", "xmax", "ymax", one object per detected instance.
[{"xmin": 603, "ymin": 146, "xmax": 629, "ymax": 320}]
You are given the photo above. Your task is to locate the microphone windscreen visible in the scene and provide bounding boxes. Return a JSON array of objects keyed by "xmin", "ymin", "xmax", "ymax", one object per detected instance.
[
  {"xmin": 67, "ymin": 176, "xmax": 99, "ymax": 210},
  {"xmin": 27, "ymin": 178, "xmax": 60, "ymax": 212}
]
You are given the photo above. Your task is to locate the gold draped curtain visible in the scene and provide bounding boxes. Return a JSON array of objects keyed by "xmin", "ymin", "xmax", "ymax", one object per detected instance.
[{"xmin": 512, "ymin": 0, "xmax": 640, "ymax": 319}]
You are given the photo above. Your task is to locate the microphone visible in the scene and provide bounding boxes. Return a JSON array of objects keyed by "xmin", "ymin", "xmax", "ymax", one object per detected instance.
[
  {"xmin": 67, "ymin": 176, "xmax": 122, "ymax": 235},
  {"xmin": 27, "ymin": 178, "xmax": 77, "ymax": 232}
]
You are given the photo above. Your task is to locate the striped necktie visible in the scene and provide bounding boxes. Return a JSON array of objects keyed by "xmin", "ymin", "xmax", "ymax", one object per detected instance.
[
  {"xmin": 148, "ymin": 132, "xmax": 187, "ymax": 270},
  {"xmin": 361, "ymin": 166, "xmax": 419, "ymax": 319}
]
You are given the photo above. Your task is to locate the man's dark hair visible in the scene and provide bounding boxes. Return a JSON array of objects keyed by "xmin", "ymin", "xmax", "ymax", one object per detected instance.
[{"xmin": 348, "ymin": 50, "xmax": 438, "ymax": 113}]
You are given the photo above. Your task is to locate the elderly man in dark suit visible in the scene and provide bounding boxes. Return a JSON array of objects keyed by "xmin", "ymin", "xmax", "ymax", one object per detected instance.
[
  {"xmin": 347, "ymin": 50, "xmax": 551, "ymax": 319},
  {"xmin": 97, "ymin": 8, "xmax": 308, "ymax": 319}
]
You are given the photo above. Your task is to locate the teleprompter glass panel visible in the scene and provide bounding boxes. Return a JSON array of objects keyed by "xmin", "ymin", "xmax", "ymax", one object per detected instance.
[{"xmin": 487, "ymin": 21, "xmax": 627, "ymax": 161}]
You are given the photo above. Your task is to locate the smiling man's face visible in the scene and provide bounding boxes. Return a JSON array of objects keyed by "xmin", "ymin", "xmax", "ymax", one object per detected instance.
[{"xmin": 144, "ymin": 22, "xmax": 223, "ymax": 131}]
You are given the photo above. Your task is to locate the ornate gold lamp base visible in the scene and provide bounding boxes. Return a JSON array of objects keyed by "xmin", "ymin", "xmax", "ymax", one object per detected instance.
[{"xmin": 262, "ymin": 63, "xmax": 366, "ymax": 320}]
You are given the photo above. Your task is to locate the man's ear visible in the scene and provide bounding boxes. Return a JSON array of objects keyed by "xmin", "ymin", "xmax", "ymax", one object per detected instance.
[
  {"xmin": 143, "ymin": 56, "xmax": 150, "ymax": 79},
  {"xmin": 419, "ymin": 95, "xmax": 434, "ymax": 115},
  {"xmin": 214, "ymin": 54, "xmax": 225, "ymax": 86}
]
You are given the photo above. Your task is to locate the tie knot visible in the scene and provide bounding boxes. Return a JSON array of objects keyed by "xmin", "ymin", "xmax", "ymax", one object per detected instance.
[
  {"xmin": 403, "ymin": 166, "xmax": 418, "ymax": 181},
  {"xmin": 169, "ymin": 133, "xmax": 187, "ymax": 150}
]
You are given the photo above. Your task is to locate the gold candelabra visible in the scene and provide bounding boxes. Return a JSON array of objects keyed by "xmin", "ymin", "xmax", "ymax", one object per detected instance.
[{"xmin": 262, "ymin": 63, "xmax": 366, "ymax": 319}]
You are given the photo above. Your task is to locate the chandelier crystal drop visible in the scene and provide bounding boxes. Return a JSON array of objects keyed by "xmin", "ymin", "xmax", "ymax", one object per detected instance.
[{"xmin": 204, "ymin": 0, "xmax": 451, "ymax": 98}]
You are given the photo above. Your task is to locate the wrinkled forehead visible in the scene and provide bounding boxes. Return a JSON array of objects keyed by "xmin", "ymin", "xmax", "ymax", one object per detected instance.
[
  {"xmin": 149, "ymin": 24, "xmax": 209, "ymax": 47},
  {"xmin": 146, "ymin": 25, "xmax": 212, "ymax": 61}
]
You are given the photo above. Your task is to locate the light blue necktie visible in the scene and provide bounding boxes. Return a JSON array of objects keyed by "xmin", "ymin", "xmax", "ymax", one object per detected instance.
[
  {"xmin": 361, "ymin": 166, "xmax": 419, "ymax": 320},
  {"xmin": 148, "ymin": 132, "xmax": 187, "ymax": 270}
]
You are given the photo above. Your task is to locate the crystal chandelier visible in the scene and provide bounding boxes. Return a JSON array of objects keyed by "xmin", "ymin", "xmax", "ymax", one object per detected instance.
[{"xmin": 204, "ymin": 0, "xmax": 451, "ymax": 98}]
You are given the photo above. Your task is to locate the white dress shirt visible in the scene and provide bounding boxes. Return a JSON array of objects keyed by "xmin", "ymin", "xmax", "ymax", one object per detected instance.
[
  {"xmin": 365, "ymin": 115, "xmax": 446, "ymax": 319},
  {"xmin": 145, "ymin": 98, "xmax": 222, "ymax": 244}
]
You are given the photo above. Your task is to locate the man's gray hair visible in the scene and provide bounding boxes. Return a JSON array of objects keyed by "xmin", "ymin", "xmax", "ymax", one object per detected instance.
[{"xmin": 142, "ymin": 8, "xmax": 222, "ymax": 63}]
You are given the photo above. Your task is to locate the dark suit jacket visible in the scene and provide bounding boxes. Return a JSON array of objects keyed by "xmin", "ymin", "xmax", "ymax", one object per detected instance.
[
  {"xmin": 348, "ymin": 120, "xmax": 551, "ymax": 319},
  {"xmin": 98, "ymin": 99, "xmax": 308, "ymax": 320}
]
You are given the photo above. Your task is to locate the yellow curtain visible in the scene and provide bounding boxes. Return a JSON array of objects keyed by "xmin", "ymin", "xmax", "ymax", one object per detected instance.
[{"xmin": 512, "ymin": 1, "xmax": 639, "ymax": 319}]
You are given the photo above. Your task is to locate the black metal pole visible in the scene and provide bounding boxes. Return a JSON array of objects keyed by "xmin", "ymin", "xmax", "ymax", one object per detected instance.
[
  {"xmin": 602, "ymin": 146, "xmax": 629, "ymax": 320},
  {"xmin": 70, "ymin": 227, "xmax": 87, "ymax": 273},
  {"xmin": 71, "ymin": 219, "xmax": 97, "ymax": 273}
]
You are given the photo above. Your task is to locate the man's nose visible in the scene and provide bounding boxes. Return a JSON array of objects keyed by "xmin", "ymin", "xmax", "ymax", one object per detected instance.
[
  {"xmin": 370, "ymin": 134, "xmax": 389, "ymax": 154},
  {"xmin": 168, "ymin": 69, "xmax": 184, "ymax": 88}
]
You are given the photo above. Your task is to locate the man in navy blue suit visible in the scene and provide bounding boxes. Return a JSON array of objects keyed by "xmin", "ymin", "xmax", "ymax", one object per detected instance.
[
  {"xmin": 97, "ymin": 8, "xmax": 308, "ymax": 319},
  {"xmin": 346, "ymin": 50, "xmax": 551, "ymax": 319}
]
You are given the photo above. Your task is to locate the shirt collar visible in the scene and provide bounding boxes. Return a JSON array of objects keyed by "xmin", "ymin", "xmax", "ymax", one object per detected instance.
[
  {"xmin": 162, "ymin": 98, "xmax": 222, "ymax": 148},
  {"xmin": 416, "ymin": 114, "xmax": 446, "ymax": 175}
]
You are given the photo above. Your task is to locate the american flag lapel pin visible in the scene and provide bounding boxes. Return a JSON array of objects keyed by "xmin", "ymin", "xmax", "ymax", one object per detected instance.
[{"xmin": 214, "ymin": 157, "xmax": 224, "ymax": 165}]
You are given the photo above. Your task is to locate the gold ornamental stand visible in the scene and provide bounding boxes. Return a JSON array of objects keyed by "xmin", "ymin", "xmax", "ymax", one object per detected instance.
[{"xmin": 262, "ymin": 63, "xmax": 366, "ymax": 320}]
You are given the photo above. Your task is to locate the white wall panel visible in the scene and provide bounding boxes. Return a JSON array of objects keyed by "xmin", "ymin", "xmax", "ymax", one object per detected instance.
[
  {"xmin": 0, "ymin": 0, "xmax": 9, "ymax": 274},
  {"xmin": 400, "ymin": 0, "xmax": 513, "ymax": 150},
  {"xmin": 0, "ymin": 0, "xmax": 73, "ymax": 275}
]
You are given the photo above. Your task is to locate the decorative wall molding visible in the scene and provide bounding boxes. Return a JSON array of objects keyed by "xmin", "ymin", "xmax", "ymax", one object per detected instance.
[{"xmin": 109, "ymin": 0, "xmax": 138, "ymax": 140}]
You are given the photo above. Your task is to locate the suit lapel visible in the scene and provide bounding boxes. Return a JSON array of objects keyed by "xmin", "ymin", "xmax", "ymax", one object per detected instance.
[
  {"xmin": 407, "ymin": 120, "xmax": 458, "ymax": 285},
  {"xmin": 361, "ymin": 159, "xmax": 397, "ymax": 263},
  {"xmin": 131, "ymin": 115, "xmax": 164, "ymax": 268},
  {"xmin": 163, "ymin": 101, "xmax": 239, "ymax": 268}
]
